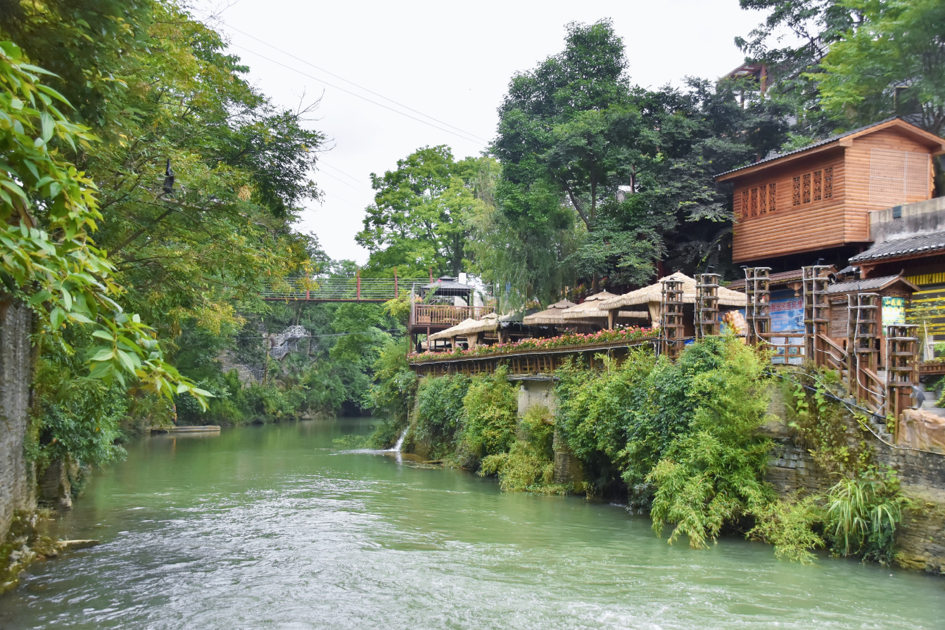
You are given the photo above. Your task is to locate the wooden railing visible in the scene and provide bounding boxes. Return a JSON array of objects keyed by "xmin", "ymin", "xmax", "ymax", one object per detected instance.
[
  {"xmin": 761, "ymin": 331, "xmax": 805, "ymax": 365},
  {"xmin": 817, "ymin": 334, "xmax": 848, "ymax": 374},
  {"xmin": 857, "ymin": 367, "xmax": 887, "ymax": 415},
  {"xmin": 411, "ymin": 304, "xmax": 495, "ymax": 328}
]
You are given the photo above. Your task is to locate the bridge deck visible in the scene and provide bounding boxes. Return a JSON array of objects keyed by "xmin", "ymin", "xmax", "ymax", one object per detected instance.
[{"xmin": 260, "ymin": 277, "xmax": 430, "ymax": 303}]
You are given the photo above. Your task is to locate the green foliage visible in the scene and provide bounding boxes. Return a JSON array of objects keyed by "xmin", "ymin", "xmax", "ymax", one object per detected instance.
[
  {"xmin": 367, "ymin": 337, "xmax": 418, "ymax": 448},
  {"xmin": 356, "ymin": 146, "xmax": 498, "ymax": 277},
  {"xmin": 813, "ymin": 0, "xmax": 945, "ymax": 136},
  {"xmin": 462, "ymin": 366, "xmax": 519, "ymax": 460},
  {"xmin": 480, "ymin": 405, "xmax": 561, "ymax": 493},
  {"xmin": 414, "ymin": 374, "xmax": 470, "ymax": 459},
  {"xmin": 783, "ymin": 369, "xmax": 873, "ymax": 475},
  {"xmin": 28, "ymin": 352, "xmax": 127, "ymax": 471},
  {"xmin": 0, "ymin": 40, "xmax": 205, "ymax": 403},
  {"xmin": 825, "ymin": 466, "xmax": 910, "ymax": 565},
  {"xmin": 487, "ymin": 21, "xmax": 791, "ymax": 304},
  {"xmin": 555, "ymin": 351, "xmax": 655, "ymax": 496},
  {"xmin": 748, "ymin": 495, "xmax": 825, "ymax": 565},
  {"xmin": 646, "ymin": 338, "xmax": 774, "ymax": 548}
]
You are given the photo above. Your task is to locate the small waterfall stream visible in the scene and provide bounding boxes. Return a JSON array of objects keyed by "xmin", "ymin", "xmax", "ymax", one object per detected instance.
[{"xmin": 388, "ymin": 428, "xmax": 408, "ymax": 453}]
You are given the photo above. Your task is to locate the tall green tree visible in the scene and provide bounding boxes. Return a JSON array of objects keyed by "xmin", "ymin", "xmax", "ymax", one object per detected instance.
[
  {"xmin": 487, "ymin": 20, "xmax": 790, "ymax": 304},
  {"xmin": 356, "ymin": 146, "xmax": 496, "ymax": 277},
  {"xmin": 814, "ymin": 0, "xmax": 945, "ymax": 136}
]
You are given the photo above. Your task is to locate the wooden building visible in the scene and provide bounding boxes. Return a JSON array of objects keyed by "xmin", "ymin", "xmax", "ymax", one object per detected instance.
[{"xmin": 716, "ymin": 118, "xmax": 945, "ymax": 268}]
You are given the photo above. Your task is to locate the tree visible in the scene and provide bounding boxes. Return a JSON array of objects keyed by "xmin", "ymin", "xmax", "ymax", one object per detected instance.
[
  {"xmin": 356, "ymin": 146, "xmax": 496, "ymax": 277},
  {"xmin": 486, "ymin": 20, "xmax": 791, "ymax": 304},
  {"xmin": 493, "ymin": 19, "xmax": 633, "ymax": 234},
  {"xmin": 736, "ymin": 0, "xmax": 861, "ymax": 139},
  {"xmin": 2, "ymin": 1, "xmax": 325, "ymax": 340},
  {"xmin": 813, "ymin": 0, "xmax": 945, "ymax": 136},
  {"xmin": 0, "ymin": 41, "xmax": 205, "ymax": 400}
]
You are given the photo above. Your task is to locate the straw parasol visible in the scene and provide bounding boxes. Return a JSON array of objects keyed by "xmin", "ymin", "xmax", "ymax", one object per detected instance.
[
  {"xmin": 427, "ymin": 318, "xmax": 479, "ymax": 342},
  {"xmin": 600, "ymin": 272, "xmax": 746, "ymax": 321},
  {"xmin": 561, "ymin": 291, "xmax": 648, "ymax": 321},
  {"xmin": 427, "ymin": 314, "xmax": 499, "ymax": 342},
  {"xmin": 522, "ymin": 299, "xmax": 576, "ymax": 326}
]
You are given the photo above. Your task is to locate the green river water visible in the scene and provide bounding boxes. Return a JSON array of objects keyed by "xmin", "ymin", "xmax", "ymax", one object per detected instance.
[{"xmin": 1, "ymin": 419, "xmax": 943, "ymax": 629}]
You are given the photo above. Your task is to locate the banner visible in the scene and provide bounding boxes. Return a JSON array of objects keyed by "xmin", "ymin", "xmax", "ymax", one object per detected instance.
[{"xmin": 882, "ymin": 296, "xmax": 906, "ymax": 328}]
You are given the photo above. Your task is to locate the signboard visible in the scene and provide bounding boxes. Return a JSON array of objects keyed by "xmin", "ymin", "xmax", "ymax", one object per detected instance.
[
  {"xmin": 882, "ymin": 296, "xmax": 906, "ymax": 328},
  {"xmin": 770, "ymin": 296, "xmax": 804, "ymax": 332}
]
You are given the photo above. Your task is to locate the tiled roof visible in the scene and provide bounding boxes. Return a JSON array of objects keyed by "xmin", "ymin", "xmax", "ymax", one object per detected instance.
[
  {"xmin": 826, "ymin": 275, "xmax": 910, "ymax": 294},
  {"xmin": 715, "ymin": 117, "xmax": 900, "ymax": 179},
  {"xmin": 849, "ymin": 231, "xmax": 945, "ymax": 263}
]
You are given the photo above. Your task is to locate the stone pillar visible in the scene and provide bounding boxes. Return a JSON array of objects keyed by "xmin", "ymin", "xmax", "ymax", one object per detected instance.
[
  {"xmin": 38, "ymin": 460, "xmax": 73, "ymax": 510},
  {"xmin": 0, "ymin": 297, "xmax": 37, "ymax": 538}
]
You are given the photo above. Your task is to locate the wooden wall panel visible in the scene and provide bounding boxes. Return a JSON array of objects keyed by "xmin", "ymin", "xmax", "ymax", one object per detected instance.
[
  {"xmin": 845, "ymin": 129, "xmax": 933, "ymax": 207},
  {"xmin": 732, "ymin": 152, "xmax": 846, "ymax": 262}
]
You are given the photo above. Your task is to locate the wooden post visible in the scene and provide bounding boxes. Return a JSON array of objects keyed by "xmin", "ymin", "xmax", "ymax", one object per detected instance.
[
  {"xmin": 886, "ymin": 324, "xmax": 918, "ymax": 440},
  {"xmin": 607, "ymin": 309, "xmax": 615, "ymax": 330},
  {"xmin": 356, "ymin": 269, "xmax": 361, "ymax": 301},
  {"xmin": 744, "ymin": 267, "xmax": 771, "ymax": 346},
  {"xmin": 394, "ymin": 267, "xmax": 399, "ymax": 298},
  {"xmin": 848, "ymin": 293, "xmax": 880, "ymax": 407},
  {"xmin": 802, "ymin": 265, "xmax": 831, "ymax": 367},
  {"xmin": 660, "ymin": 278, "xmax": 685, "ymax": 360},
  {"xmin": 695, "ymin": 273, "xmax": 720, "ymax": 341}
]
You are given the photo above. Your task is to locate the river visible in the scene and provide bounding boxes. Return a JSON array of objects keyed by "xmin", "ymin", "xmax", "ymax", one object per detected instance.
[{"xmin": 1, "ymin": 419, "xmax": 942, "ymax": 629}]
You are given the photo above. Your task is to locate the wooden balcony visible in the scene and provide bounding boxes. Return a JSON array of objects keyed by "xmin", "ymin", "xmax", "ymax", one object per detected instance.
[{"xmin": 410, "ymin": 304, "xmax": 495, "ymax": 331}]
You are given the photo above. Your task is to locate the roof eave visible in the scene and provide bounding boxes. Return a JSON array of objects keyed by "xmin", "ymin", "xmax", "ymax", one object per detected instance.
[{"xmin": 716, "ymin": 142, "xmax": 845, "ymax": 182}]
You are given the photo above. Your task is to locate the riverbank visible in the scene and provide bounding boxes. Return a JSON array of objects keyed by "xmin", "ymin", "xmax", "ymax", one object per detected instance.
[{"xmin": 378, "ymin": 337, "xmax": 945, "ymax": 573}]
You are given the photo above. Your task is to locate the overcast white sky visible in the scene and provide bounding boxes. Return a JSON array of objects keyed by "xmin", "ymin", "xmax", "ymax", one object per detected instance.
[{"xmin": 195, "ymin": 0, "xmax": 766, "ymax": 264}]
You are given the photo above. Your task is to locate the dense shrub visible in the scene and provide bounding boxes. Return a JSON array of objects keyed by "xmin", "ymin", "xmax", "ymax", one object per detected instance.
[
  {"xmin": 367, "ymin": 338, "xmax": 418, "ymax": 448},
  {"xmin": 480, "ymin": 405, "xmax": 561, "ymax": 493},
  {"xmin": 462, "ymin": 366, "xmax": 519, "ymax": 462},
  {"xmin": 825, "ymin": 466, "xmax": 910, "ymax": 565},
  {"xmin": 414, "ymin": 374, "xmax": 471, "ymax": 458}
]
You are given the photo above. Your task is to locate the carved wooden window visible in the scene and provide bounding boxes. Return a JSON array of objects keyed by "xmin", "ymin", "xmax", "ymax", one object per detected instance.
[
  {"xmin": 769, "ymin": 183, "xmax": 776, "ymax": 212},
  {"xmin": 793, "ymin": 176, "xmax": 801, "ymax": 206},
  {"xmin": 759, "ymin": 185, "xmax": 767, "ymax": 214},
  {"xmin": 802, "ymin": 173, "xmax": 811, "ymax": 204},
  {"xmin": 823, "ymin": 167, "xmax": 833, "ymax": 199},
  {"xmin": 813, "ymin": 170, "xmax": 822, "ymax": 201},
  {"xmin": 750, "ymin": 187, "xmax": 758, "ymax": 216},
  {"xmin": 741, "ymin": 190, "xmax": 749, "ymax": 218}
]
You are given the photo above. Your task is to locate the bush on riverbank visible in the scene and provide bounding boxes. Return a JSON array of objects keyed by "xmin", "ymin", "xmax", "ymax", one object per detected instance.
[{"xmin": 373, "ymin": 336, "xmax": 915, "ymax": 565}]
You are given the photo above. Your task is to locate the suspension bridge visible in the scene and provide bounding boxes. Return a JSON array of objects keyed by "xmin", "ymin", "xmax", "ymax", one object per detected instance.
[{"xmin": 259, "ymin": 274, "xmax": 431, "ymax": 303}]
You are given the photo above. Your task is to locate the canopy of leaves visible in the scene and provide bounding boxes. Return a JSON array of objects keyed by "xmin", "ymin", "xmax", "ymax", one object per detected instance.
[
  {"xmin": 356, "ymin": 145, "xmax": 497, "ymax": 277},
  {"xmin": 0, "ymin": 39, "xmax": 204, "ymax": 402},
  {"xmin": 813, "ymin": 0, "xmax": 945, "ymax": 136}
]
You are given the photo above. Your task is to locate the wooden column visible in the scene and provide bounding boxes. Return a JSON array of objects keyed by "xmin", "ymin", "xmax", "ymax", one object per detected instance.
[
  {"xmin": 660, "ymin": 278, "xmax": 685, "ymax": 360},
  {"xmin": 802, "ymin": 265, "xmax": 832, "ymax": 367},
  {"xmin": 847, "ymin": 293, "xmax": 881, "ymax": 408},
  {"xmin": 886, "ymin": 324, "xmax": 918, "ymax": 439},
  {"xmin": 695, "ymin": 273, "xmax": 720, "ymax": 341},
  {"xmin": 744, "ymin": 267, "xmax": 771, "ymax": 346}
]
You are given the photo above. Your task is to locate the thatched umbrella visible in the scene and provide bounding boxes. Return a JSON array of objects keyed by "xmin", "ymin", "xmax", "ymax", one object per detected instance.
[
  {"xmin": 522, "ymin": 299, "xmax": 576, "ymax": 326},
  {"xmin": 561, "ymin": 291, "xmax": 648, "ymax": 326},
  {"xmin": 600, "ymin": 272, "xmax": 746, "ymax": 322},
  {"xmin": 427, "ymin": 314, "xmax": 500, "ymax": 348}
]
